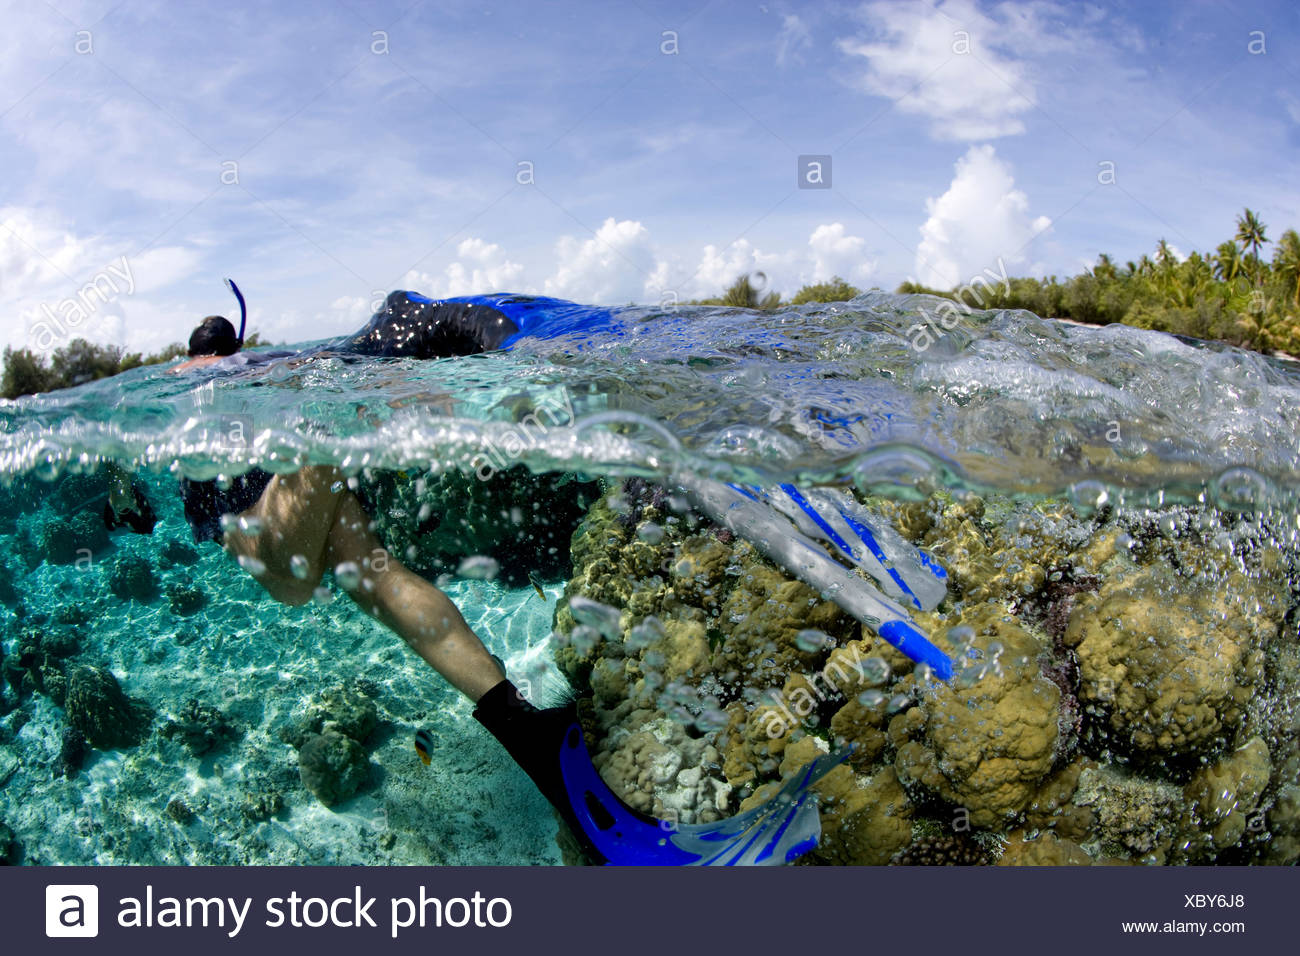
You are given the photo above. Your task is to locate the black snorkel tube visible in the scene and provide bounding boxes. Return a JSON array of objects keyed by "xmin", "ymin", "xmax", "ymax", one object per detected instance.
[{"xmin": 224, "ymin": 277, "xmax": 248, "ymax": 348}]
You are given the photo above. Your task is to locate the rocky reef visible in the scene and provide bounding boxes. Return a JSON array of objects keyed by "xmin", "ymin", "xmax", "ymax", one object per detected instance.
[
  {"xmin": 549, "ymin": 482, "xmax": 1300, "ymax": 865},
  {"xmin": 282, "ymin": 684, "xmax": 379, "ymax": 807}
]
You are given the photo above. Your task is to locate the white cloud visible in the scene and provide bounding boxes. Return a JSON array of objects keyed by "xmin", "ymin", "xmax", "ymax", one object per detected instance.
[
  {"xmin": 683, "ymin": 238, "xmax": 790, "ymax": 299},
  {"xmin": 806, "ymin": 223, "xmax": 875, "ymax": 284},
  {"xmin": 1, "ymin": 206, "xmax": 213, "ymax": 354},
  {"xmin": 839, "ymin": 0, "xmax": 1037, "ymax": 140},
  {"xmin": 387, "ymin": 218, "xmax": 877, "ymax": 308},
  {"xmin": 0, "ymin": 207, "xmax": 99, "ymax": 299},
  {"xmin": 543, "ymin": 218, "xmax": 659, "ymax": 304},
  {"xmin": 915, "ymin": 144, "xmax": 1051, "ymax": 288},
  {"xmin": 129, "ymin": 246, "xmax": 202, "ymax": 293},
  {"xmin": 777, "ymin": 14, "xmax": 812, "ymax": 66},
  {"xmin": 403, "ymin": 237, "xmax": 526, "ymax": 298}
]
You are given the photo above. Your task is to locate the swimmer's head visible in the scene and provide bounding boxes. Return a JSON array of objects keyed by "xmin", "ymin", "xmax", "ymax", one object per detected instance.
[{"xmin": 188, "ymin": 315, "xmax": 240, "ymax": 356}]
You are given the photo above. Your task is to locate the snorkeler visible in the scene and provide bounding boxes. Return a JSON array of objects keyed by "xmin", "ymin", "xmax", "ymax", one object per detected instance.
[
  {"xmin": 171, "ymin": 279, "xmax": 948, "ymax": 864},
  {"xmin": 165, "ymin": 286, "xmax": 688, "ymax": 862}
]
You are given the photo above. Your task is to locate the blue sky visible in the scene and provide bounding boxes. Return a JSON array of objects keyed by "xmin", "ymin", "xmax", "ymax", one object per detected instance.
[{"xmin": 1, "ymin": 0, "xmax": 1297, "ymax": 355}]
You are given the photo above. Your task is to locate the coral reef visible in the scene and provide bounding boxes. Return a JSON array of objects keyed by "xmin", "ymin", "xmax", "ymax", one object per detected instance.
[
  {"xmin": 63, "ymin": 665, "xmax": 153, "ymax": 750},
  {"xmin": 59, "ymin": 726, "xmax": 88, "ymax": 778},
  {"xmin": 35, "ymin": 512, "xmax": 109, "ymax": 565},
  {"xmin": 165, "ymin": 796, "xmax": 196, "ymax": 825},
  {"xmin": 161, "ymin": 698, "xmax": 241, "ymax": 757},
  {"xmin": 549, "ymin": 481, "xmax": 1298, "ymax": 866},
  {"xmin": 890, "ymin": 832, "xmax": 993, "ymax": 865},
  {"xmin": 892, "ymin": 604, "xmax": 1061, "ymax": 828},
  {"xmin": 282, "ymin": 684, "xmax": 378, "ymax": 748},
  {"xmin": 283, "ymin": 684, "xmax": 379, "ymax": 807},
  {"xmin": 3, "ymin": 628, "xmax": 79, "ymax": 703},
  {"xmin": 359, "ymin": 465, "xmax": 599, "ymax": 587},
  {"xmin": 298, "ymin": 731, "xmax": 369, "ymax": 807},
  {"xmin": 106, "ymin": 554, "xmax": 160, "ymax": 603},
  {"xmin": 166, "ymin": 580, "xmax": 208, "ymax": 616},
  {"xmin": 0, "ymin": 821, "xmax": 15, "ymax": 864},
  {"xmin": 1065, "ymin": 567, "xmax": 1267, "ymax": 758},
  {"xmin": 1181, "ymin": 737, "xmax": 1271, "ymax": 858},
  {"xmin": 996, "ymin": 830, "xmax": 1096, "ymax": 866},
  {"xmin": 159, "ymin": 539, "xmax": 200, "ymax": 567}
]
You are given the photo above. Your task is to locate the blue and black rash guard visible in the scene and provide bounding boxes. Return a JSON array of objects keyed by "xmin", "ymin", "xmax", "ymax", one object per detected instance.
[{"xmin": 339, "ymin": 291, "xmax": 522, "ymax": 358}]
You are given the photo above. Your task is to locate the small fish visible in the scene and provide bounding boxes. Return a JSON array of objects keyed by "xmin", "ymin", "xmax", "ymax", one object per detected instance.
[
  {"xmin": 414, "ymin": 728, "xmax": 435, "ymax": 766},
  {"xmin": 528, "ymin": 570, "xmax": 547, "ymax": 601}
]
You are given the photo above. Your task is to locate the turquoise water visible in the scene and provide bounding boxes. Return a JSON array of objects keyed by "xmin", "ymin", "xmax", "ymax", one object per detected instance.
[{"xmin": 1, "ymin": 292, "xmax": 1297, "ymax": 865}]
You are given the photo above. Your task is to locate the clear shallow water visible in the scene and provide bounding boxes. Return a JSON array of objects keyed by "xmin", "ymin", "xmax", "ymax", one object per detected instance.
[
  {"xmin": 5, "ymin": 292, "xmax": 1300, "ymax": 506},
  {"xmin": 1, "ymin": 292, "xmax": 1298, "ymax": 866}
]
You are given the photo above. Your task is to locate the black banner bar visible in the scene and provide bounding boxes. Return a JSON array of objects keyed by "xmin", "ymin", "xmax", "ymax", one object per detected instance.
[{"xmin": 1, "ymin": 865, "xmax": 1289, "ymax": 954}]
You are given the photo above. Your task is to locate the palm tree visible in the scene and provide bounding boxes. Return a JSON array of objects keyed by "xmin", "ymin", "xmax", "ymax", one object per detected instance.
[
  {"xmin": 1272, "ymin": 228, "xmax": 1300, "ymax": 311},
  {"xmin": 720, "ymin": 273, "xmax": 781, "ymax": 310},
  {"xmin": 1092, "ymin": 253, "xmax": 1118, "ymax": 280},
  {"xmin": 1235, "ymin": 208, "xmax": 1269, "ymax": 286},
  {"xmin": 1213, "ymin": 240, "xmax": 1243, "ymax": 283}
]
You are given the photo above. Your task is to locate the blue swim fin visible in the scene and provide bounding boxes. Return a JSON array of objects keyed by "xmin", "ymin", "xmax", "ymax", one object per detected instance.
[
  {"xmin": 558, "ymin": 719, "xmax": 850, "ymax": 866},
  {"xmin": 675, "ymin": 472, "xmax": 954, "ymax": 679},
  {"xmin": 751, "ymin": 483, "xmax": 947, "ymax": 612},
  {"xmin": 473, "ymin": 680, "xmax": 847, "ymax": 866}
]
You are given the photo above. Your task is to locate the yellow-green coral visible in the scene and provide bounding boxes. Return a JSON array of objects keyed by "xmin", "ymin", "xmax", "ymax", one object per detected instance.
[
  {"xmin": 1065, "ymin": 567, "xmax": 1267, "ymax": 756},
  {"xmin": 892, "ymin": 604, "xmax": 1061, "ymax": 828},
  {"xmin": 1181, "ymin": 737, "xmax": 1271, "ymax": 856},
  {"xmin": 555, "ymin": 480, "xmax": 1298, "ymax": 866}
]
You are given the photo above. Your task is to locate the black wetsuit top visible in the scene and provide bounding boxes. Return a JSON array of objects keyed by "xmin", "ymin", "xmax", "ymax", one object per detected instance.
[
  {"xmin": 181, "ymin": 291, "xmax": 519, "ymax": 543},
  {"xmin": 338, "ymin": 291, "xmax": 520, "ymax": 359}
]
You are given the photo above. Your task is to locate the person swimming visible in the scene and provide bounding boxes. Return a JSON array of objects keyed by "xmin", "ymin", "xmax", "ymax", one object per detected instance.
[
  {"xmin": 168, "ymin": 279, "xmax": 939, "ymax": 865},
  {"xmin": 166, "ymin": 283, "xmax": 658, "ymax": 862}
]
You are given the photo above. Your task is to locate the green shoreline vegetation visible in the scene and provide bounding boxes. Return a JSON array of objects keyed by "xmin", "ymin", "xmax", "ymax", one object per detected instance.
[{"xmin": 5, "ymin": 208, "xmax": 1297, "ymax": 401}]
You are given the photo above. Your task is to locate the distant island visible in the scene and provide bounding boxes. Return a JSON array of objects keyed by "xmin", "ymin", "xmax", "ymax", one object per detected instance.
[{"xmin": 6, "ymin": 207, "xmax": 1296, "ymax": 400}]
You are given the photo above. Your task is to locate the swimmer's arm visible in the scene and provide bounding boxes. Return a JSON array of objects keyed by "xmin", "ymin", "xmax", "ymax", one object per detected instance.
[{"xmin": 169, "ymin": 355, "xmax": 226, "ymax": 374}]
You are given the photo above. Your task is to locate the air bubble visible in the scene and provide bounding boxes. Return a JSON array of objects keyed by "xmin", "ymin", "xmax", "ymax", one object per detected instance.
[
  {"xmin": 697, "ymin": 707, "xmax": 729, "ymax": 732},
  {"xmin": 795, "ymin": 629, "xmax": 830, "ymax": 653},
  {"xmin": 570, "ymin": 625, "xmax": 600, "ymax": 656},
  {"xmin": 312, "ymin": 586, "xmax": 333, "ymax": 605},
  {"xmin": 1068, "ymin": 480, "xmax": 1109, "ymax": 517},
  {"xmin": 569, "ymin": 596, "xmax": 623, "ymax": 641},
  {"xmin": 1211, "ymin": 466, "xmax": 1269, "ymax": 512},
  {"xmin": 457, "ymin": 555, "xmax": 500, "ymax": 580},
  {"xmin": 290, "ymin": 554, "xmax": 311, "ymax": 580},
  {"xmin": 637, "ymin": 522, "xmax": 665, "ymax": 544},
  {"xmin": 334, "ymin": 561, "xmax": 362, "ymax": 589},
  {"xmin": 947, "ymin": 625, "xmax": 976, "ymax": 650},
  {"xmin": 627, "ymin": 616, "xmax": 665, "ymax": 651},
  {"xmin": 886, "ymin": 693, "xmax": 912, "ymax": 714},
  {"xmin": 857, "ymin": 689, "xmax": 885, "ymax": 708},
  {"xmin": 237, "ymin": 555, "xmax": 267, "ymax": 576},
  {"xmin": 858, "ymin": 657, "xmax": 892, "ymax": 686}
]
